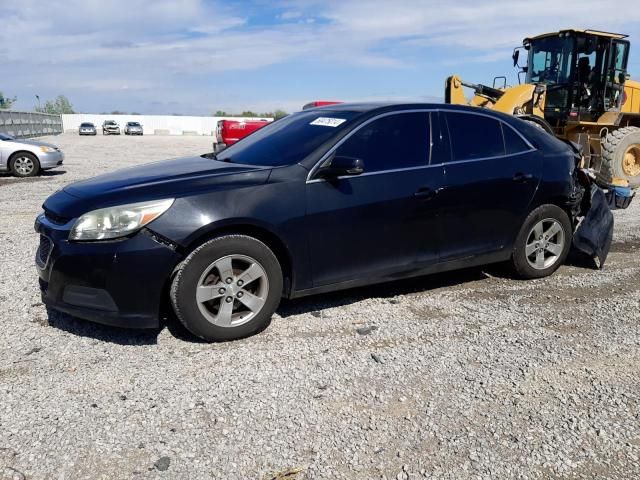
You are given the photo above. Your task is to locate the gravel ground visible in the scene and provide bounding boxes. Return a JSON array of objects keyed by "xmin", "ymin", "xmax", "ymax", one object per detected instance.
[{"xmin": 1, "ymin": 134, "xmax": 639, "ymax": 480}]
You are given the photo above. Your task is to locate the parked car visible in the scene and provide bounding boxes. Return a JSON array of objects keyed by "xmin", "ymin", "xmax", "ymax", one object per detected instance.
[
  {"xmin": 0, "ymin": 133, "xmax": 64, "ymax": 177},
  {"xmin": 102, "ymin": 120, "xmax": 120, "ymax": 135},
  {"xmin": 124, "ymin": 121, "xmax": 143, "ymax": 135},
  {"xmin": 214, "ymin": 118, "xmax": 271, "ymax": 153},
  {"xmin": 79, "ymin": 122, "xmax": 97, "ymax": 136},
  {"xmin": 36, "ymin": 103, "xmax": 586, "ymax": 341}
]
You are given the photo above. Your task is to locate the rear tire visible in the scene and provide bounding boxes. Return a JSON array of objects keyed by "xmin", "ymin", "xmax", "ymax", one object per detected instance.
[
  {"xmin": 170, "ymin": 235, "xmax": 283, "ymax": 341},
  {"xmin": 601, "ymin": 126, "xmax": 640, "ymax": 187},
  {"xmin": 510, "ymin": 204, "xmax": 572, "ymax": 279},
  {"xmin": 10, "ymin": 152, "xmax": 40, "ymax": 177}
]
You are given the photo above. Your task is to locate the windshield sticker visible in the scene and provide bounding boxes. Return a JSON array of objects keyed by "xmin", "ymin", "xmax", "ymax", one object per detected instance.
[{"xmin": 310, "ymin": 117, "xmax": 347, "ymax": 127}]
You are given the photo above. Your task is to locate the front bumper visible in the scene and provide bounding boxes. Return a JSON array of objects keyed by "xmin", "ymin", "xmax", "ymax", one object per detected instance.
[
  {"xmin": 79, "ymin": 129, "xmax": 96, "ymax": 135},
  {"xmin": 34, "ymin": 213, "xmax": 183, "ymax": 329},
  {"xmin": 40, "ymin": 151, "xmax": 64, "ymax": 169}
]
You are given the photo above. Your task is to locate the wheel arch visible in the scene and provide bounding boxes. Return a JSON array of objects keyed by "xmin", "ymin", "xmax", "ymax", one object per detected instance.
[
  {"xmin": 533, "ymin": 196, "xmax": 575, "ymax": 225},
  {"xmin": 8, "ymin": 149, "xmax": 39, "ymax": 163},
  {"xmin": 180, "ymin": 222, "xmax": 294, "ymax": 297}
]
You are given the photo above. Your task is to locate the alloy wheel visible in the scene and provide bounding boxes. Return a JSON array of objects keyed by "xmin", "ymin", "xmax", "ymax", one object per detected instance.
[
  {"xmin": 196, "ymin": 254, "xmax": 269, "ymax": 327},
  {"xmin": 14, "ymin": 156, "xmax": 35, "ymax": 175},
  {"xmin": 525, "ymin": 218, "xmax": 565, "ymax": 270}
]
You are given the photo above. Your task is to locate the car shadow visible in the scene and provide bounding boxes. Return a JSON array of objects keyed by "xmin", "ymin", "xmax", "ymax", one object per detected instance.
[
  {"xmin": 0, "ymin": 170, "xmax": 67, "ymax": 185},
  {"xmin": 276, "ymin": 266, "xmax": 493, "ymax": 318},
  {"xmin": 45, "ymin": 255, "xmax": 599, "ymax": 345},
  {"xmin": 40, "ymin": 169, "xmax": 67, "ymax": 177},
  {"xmin": 46, "ymin": 307, "xmax": 160, "ymax": 346}
]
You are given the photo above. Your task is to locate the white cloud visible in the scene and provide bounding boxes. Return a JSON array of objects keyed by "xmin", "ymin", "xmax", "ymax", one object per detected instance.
[{"xmin": 1, "ymin": 0, "xmax": 639, "ymax": 113}]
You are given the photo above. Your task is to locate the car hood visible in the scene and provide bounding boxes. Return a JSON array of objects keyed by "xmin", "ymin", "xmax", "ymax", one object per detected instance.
[{"xmin": 46, "ymin": 156, "xmax": 271, "ymax": 218}]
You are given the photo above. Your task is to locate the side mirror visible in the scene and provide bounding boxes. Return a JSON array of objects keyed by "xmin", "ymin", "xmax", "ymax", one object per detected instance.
[
  {"xmin": 320, "ymin": 155, "xmax": 365, "ymax": 177},
  {"xmin": 512, "ymin": 49, "xmax": 520, "ymax": 68}
]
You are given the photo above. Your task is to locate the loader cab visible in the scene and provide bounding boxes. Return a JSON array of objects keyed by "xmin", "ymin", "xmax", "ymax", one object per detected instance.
[{"xmin": 523, "ymin": 30, "xmax": 630, "ymax": 128}]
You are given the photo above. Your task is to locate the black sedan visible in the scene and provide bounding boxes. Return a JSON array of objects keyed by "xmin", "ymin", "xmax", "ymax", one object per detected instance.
[{"xmin": 36, "ymin": 103, "xmax": 580, "ymax": 341}]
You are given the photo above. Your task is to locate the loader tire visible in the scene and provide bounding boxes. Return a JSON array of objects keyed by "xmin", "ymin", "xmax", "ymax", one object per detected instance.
[{"xmin": 601, "ymin": 126, "xmax": 640, "ymax": 188}]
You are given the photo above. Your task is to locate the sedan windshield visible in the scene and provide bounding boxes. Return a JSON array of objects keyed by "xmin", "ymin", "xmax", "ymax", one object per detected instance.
[
  {"xmin": 0, "ymin": 133, "xmax": 15, "ymax": 141},
  {"xmin": 80, "ymin": 123, "xmax": 94, "ymax": 127},
  {"xmin": 128, "ymin": 122, "xmax": 140, "ymax": 126},
  {"xmin": 215, "ymin": 110, "xmax": 359, "ymax": 166}
]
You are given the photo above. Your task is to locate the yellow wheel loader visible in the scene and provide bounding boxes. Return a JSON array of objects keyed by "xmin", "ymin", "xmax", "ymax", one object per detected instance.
[{"xmin": 445, "ymin": 29, "xmax": 640, "ymax": 188}]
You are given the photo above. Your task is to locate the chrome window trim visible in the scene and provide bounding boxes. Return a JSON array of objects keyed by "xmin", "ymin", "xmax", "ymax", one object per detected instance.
[
  {"xmin": 306, "ymin": 107, "xmax": 537, "ymax": 183},
  {"xmin": 436, "ymin": 108, "xmax": 537, "ymax": 164},
  {"xmin": 306, "ymin": 109, "xmax": 434, "ymax": 183}
]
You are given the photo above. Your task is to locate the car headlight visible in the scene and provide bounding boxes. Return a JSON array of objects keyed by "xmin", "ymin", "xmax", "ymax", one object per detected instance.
[
  {"xmin": 39, "ymin": 146, "xmax": 56, "ymax": 153},
  {"xmin": 69, "ymin": 199, "xmax": 174, "ymax": 241}
]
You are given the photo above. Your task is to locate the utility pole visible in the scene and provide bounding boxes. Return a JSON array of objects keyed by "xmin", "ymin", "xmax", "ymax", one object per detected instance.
[{"xmin": 35, "ymin": 95, "xmax": 41, "ymax": 111}]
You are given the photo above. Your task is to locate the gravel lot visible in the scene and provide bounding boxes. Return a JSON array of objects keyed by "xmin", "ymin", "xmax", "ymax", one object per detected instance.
[{"xmin": 1, "ymin": 133, "xmax": 639, "ymax": 480}]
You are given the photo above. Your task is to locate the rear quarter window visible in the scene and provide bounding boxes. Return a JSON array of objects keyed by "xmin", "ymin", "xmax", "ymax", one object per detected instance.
[
  {"xmin": 502, "ymin": 123, "xmax": 531, "ymax": 155},
  {"xmin": 445, "ymin": 112, "xmax": 505, "ymax": 161}
]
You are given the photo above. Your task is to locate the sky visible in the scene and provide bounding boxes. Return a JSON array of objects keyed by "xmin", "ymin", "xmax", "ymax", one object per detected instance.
[{"xmin": 1, "ymin": 0, "xmax": 640, "ymax": 115}]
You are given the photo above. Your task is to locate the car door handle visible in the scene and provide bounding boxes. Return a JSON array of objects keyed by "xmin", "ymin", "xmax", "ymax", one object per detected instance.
[
  {"xmin": 414, "ymin": 186, "xmax": 442, "ymax": 200},
  {"xmin": 513, "ymin": 172, "xmax": 534, "ymax": 182}
]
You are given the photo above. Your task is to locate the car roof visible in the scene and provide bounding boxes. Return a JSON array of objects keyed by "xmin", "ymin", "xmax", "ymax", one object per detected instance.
[{"xmin": 310, "ymin": 101, "xmax": 521, "ymax": 123}]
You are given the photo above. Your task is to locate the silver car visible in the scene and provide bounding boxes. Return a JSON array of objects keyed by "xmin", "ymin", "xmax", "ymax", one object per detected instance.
[
  {"xmin": 124, "ymin": 121, "xmax": 143, "ymax": 135},
  {"xmin": 102, "ymin": 120, "xmax": 120, "ymax": 135},
  {"xmin": 79, "ymin": 122, "xmax": 97, "ymax": 136},
  {"xmin": 0, "ymin": 133, "xmax": 64, "ymax": 177}
]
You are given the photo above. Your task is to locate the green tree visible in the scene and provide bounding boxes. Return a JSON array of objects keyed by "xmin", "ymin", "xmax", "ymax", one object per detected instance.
[
  {"xmin": 273, "ymin": 109, "xmax": 288, "ymax": 120},
  {"xmin": 214, "ymin": 110, "xmax": 228, "ymax": 116},
  {"xmin": 0, "ymin": 92, "xmax": 17, "ymax": 110},
  {"xmin": 241, "ymin": 110, "xmax": 258, "ymax": 117},
  {"xmin": 36, "ymin": 95, "xmax": 75, "ymax": 114}
]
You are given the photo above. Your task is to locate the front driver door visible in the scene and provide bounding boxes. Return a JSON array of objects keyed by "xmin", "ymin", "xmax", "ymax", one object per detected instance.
[{"xmin": 305, "ymin": 111, "xmax": 445, "ymax": 287}]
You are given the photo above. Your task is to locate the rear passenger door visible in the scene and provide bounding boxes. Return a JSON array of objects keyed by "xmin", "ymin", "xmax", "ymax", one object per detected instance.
[{"xmin": 437, "ymin": 111, "xmax": 542, "ymax": 261}]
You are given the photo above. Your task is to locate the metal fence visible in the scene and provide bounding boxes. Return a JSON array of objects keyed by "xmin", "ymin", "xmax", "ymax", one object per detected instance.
[{"xmin": 0, "ymin": 111, "xmax": 63, "ymax": 138}]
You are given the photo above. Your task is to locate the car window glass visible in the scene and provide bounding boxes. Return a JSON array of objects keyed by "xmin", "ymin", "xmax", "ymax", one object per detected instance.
[
  {"xmin": 335, "ymin": 112, "xmax": 430, "ymax": 172},
  {"xmin": 216, "ymin": 110, "xmax": 359, "ymax": 167},
  {"xmin": 445, "ymin": 112, "xmax": 505, "ymax": 161},
  {"xmin": 502, "ymin": 123, "xmax": 531, "ymax": 155}
]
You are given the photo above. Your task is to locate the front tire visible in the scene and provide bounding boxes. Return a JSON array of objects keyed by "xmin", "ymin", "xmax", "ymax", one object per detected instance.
[
  {"xmin": 170, "ymin": 235, "xmax": 283, "ymax": 341},
  {"xmin": 511, "ymin": 204, "xmax": 572, "ymax": 279},
  {"xmin": 10, "ymin": 152, "xmax": 40, "ymax": 177}
]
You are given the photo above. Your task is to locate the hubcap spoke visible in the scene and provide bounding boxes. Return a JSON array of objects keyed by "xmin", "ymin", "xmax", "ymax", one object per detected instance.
[
  {"xmin": 214, "ymin": 257, "xmax": 234, "ymax": 281},
  {"xmin": 236, "ymin": 290, "xmax": 264, "ymax": 312},
  {"xmin": 535, "ymin": 249, "xmax": 545, "ymax": 268},
  {"xmin": 544, "ymin": 222, "xmax": 561, "ymax": 239},
  {"xmin": 545, "ymin": 242, "xmax": 562, "ymax": 256},
  {"xmin": 215, "ymin": 298, "xmax": 234, "ymax": 326},
  {"xmin": 525, "ymin": 242, "xmax": 538, "ymax": 257},
  {"xmin": 237, "ymin": 263, "xmax": 265, "ymax": 286},
  {"xmin": 533, "ymin": 222, "xmax": 543, "ymax": 239},
  {"xmin": 196, "ymin": 284, "xmax": 225, "ymax": 303}
]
